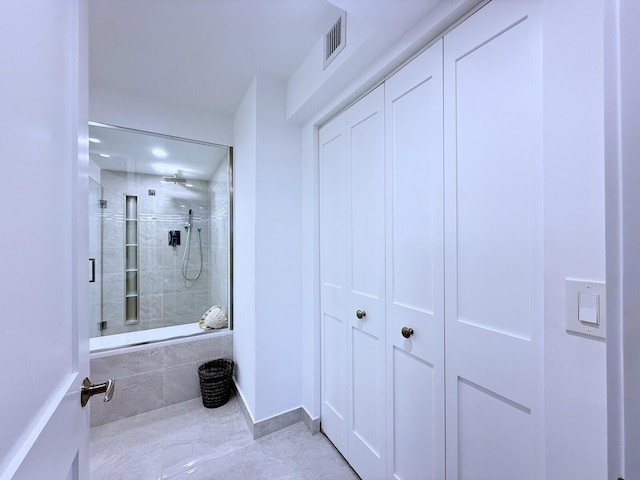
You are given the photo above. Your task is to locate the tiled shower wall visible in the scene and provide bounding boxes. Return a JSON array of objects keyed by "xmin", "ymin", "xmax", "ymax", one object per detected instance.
[
  {"xmin": 100, "ymin": 170, "xmax": 213, "ymax": 335},
  {"xmin": 209, "ymin": 160, "xmax": 229, "ymax": 316}
]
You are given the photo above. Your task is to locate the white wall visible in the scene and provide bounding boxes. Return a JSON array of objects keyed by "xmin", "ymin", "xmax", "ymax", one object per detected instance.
[
  {"xmin": 542, "ymin": 1, "xmax": 607, "ymax": 478},
  {"xmin": 286, "ymin": 0, "xmax": 481, "ymax": 123},
  {"xmin": 254, "ymin": 77, "xmax": 303, "ymax": 421},
  {"xmin": 90, "ymin": 87, "xmax": 233, "ymax": 146},
  {"xmin": 232, "ymin": 79, "xmax": 258, "ymax": 418},
  {"xmin": 233, "ymin": 77, "xmax": 303, "ymax": 423},
  {"xmin": 301, "ymin": 124, "xmax": 321, "ymax": 418}
]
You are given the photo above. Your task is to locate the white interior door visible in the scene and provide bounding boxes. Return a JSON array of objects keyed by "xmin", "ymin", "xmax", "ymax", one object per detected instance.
[
  {"xmin": 443, "ymin": 1, "xmax": 544, "ymax": 478},
  {"xmin": 384, "ymin": 40, "xmax": 445, "ymax": 480},
  {"xmin": 0, "ymin": 1, "xmax": 90, "ymax": 479},
  {"xmin": 345, "ymin": 85, "xmax": 386, "ymax": 479},
  {"xmin": 319, "ymin": 112, "xmax": 349, "ymax": 458}
]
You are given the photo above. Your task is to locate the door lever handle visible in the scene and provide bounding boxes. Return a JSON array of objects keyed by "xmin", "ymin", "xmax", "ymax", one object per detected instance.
[
  {"xmin": 89, "ymin": 258, "xmax": 96, "ymax": 283},
  {"xmin": 81, "ymin": 377, "xmax": 115, "ymax": 407}
]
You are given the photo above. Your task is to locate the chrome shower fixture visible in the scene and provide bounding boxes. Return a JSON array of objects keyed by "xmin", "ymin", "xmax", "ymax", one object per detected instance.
[
  {"xmin": 182, "ymin": 208, "xmax": 203, "ymax": 281},
  {"xmin": 161, "ymin": 174, "xmax": 188, "ymax": 185}
]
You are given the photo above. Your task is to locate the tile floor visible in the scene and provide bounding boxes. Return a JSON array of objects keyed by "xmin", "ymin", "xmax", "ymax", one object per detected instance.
[{"xmin": 90, "ymin": 395, "xmax": 360, "ymax": 479}]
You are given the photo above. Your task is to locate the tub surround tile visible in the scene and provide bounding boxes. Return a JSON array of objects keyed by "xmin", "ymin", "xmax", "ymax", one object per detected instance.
[
  {"xmin": 140, "ymin": 294, "xmax": 163, "ymax": 320},
  {"xmin": 163, "ymin": 362, "xmax": 201, "ymax": 405},
  {"xmin": 90, "ymin": 371, "xmax": 164, "ymax": 427},
  {"xmin": 90, "ymin": 333, "xmax": 233, "ymax": 426},
  {"xmin": 91, "ymin": 346, "xmax": 164, "ymax": 377},
  {"xmin": 163, "ymin": 334, "xmax": 232, "ymax": 367},
  {"xmin": 139, "ymin": 270, "xmax": 164, "ymax": 296},
  {"xmin": 102, "ymin": 247, "xmax": 124, "ymax": 274},
  {"xmin": 99, "ymin": 169, "xmax": 219, "ymax": 335}
]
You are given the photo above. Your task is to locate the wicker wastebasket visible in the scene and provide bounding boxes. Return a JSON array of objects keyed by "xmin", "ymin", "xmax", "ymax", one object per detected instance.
[{"xmin": 198, "ymin": 358, "xmax": 234, "ymax": 408}]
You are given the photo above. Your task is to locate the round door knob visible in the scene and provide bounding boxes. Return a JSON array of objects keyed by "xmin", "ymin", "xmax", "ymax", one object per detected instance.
[
  {"xmin": 356, "ymin": 310, "xmax": 367, "ymax": 319},
  {"xmin": 401, "ymin": 327, "xmax": 414, "ymax": 338}
]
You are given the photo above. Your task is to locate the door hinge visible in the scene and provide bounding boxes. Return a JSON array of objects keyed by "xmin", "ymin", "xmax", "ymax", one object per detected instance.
[{"xmin": 99, "ymin": 320, "xmax": 107, "ymax": 332}]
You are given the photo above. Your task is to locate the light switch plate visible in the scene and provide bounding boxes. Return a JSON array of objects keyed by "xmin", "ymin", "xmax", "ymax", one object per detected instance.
[{"xmin": 565, "ymin": 279, "xmax": 606, "ymax": 339}]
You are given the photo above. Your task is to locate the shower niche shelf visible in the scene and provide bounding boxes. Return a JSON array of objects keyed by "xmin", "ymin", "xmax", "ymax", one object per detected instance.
[{"xmin": 125, "ymin": 195, "xmax": 139, "ymax": 325}]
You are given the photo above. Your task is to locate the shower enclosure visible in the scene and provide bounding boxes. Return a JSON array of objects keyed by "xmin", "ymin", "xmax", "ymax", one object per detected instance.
[{"xmin": 88, "ymin": 122, "xmax": 232, "ymax": 341}]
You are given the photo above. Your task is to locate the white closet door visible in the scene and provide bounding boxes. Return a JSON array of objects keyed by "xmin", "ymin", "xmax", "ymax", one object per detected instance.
[
  {"xmin": 384, "ymin": 40, "xmax": 445, "ymax": 480},
  {"xmin": 443, "ymin": 1, "xmax": 544, "ymax": 479},
  {"xmin": 319, "ymin": 112, "xmax": 349, "ymax": 457},
  {"xmin": 346, "ymin": 84, "xmax": 387, "ymax": 479}
]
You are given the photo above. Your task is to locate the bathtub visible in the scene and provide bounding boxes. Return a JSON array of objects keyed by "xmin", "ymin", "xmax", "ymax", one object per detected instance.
[
  {"xmin": 89, "ymin": 325, "xmax": 233, "ymax": 426},
  {"xmin": 90, "ymin": 322, "xmax": 213, "ymax": 353}
]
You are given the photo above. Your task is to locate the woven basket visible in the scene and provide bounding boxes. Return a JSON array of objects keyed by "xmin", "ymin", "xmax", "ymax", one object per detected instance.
[{"xmin": 198, "ymin": 358, "xmax": 234, "ymax": 408}]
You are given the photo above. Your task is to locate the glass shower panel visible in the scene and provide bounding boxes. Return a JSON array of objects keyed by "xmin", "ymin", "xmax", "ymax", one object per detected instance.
[
  {"xmin": 88, "ymin": 122, "xmax": 233, "ymax": 338},
  {"xmin": 89, "ymin": 177, "xmax": 103, "ymax": 337}
]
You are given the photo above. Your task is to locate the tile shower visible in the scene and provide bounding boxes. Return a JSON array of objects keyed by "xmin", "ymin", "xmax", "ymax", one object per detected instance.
[
  {"xmin": 88, "ymin": 123, "xmax": 233, "ymax": 429},
  {"xmin": 96, "ymin": 163, "xmax": 229, "ymax": 337}
]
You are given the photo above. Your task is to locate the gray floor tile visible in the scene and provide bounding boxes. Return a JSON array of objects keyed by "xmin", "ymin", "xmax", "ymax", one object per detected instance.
[{"xmin": 90, "ymin": 396, "xmax": 359, "ymax": 480}]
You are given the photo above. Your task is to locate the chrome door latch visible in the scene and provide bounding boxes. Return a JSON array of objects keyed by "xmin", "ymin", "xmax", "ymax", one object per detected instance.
[{"xmin": 80, "ymin": 377, "xmax": 115, "ymax": 407}]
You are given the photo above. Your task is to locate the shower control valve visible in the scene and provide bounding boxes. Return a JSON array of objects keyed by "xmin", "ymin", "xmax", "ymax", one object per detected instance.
[{"xmin": 168, "ymin": 230, "xmax": 181, "ymax": 247}]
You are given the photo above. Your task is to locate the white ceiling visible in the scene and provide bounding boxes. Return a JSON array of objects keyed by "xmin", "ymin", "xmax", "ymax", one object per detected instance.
[
  {"xmin": 88, "ymin": 0, "xmax": 468, "ymax": 176},
  {"xmin": 88, "ymin": 0, "xmax": 458, "ymax": 118},
  {"xmin": 89, "ymin": 0, "xmax": 344, "ymax": 116}
]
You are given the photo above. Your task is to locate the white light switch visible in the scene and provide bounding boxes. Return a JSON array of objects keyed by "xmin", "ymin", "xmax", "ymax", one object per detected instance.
[
  {"xmin": 578, "ymin": 292, "xmax": 599, "ymax": 325},
  {"xmin": 565, "ymin": 279, "xmax": 606, "ymax": 340}
]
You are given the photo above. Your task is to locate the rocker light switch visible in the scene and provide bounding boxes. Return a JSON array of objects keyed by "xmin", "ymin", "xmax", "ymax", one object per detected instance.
[
  {"xmin": 565, "ymin": 279, "xmax": 606, "ymax": 340},
  {"xmin": 578, "ymin": 292, "xmax": 599, "ymax": 325}
]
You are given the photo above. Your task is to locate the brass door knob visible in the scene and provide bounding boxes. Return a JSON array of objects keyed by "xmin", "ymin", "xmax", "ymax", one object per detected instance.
[
  {"xmin": 356, "ymin": 310, "xmax": 367, "ymax": 319},
  {"xmin": 401, "ymin": 327, "xmax": 414, "ymax": 338}
]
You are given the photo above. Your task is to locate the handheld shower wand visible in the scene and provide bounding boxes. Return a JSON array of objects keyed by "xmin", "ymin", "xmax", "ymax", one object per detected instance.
[{"xmin": 182, "ymin": 209, "xmax": 203, "ymax": 281}]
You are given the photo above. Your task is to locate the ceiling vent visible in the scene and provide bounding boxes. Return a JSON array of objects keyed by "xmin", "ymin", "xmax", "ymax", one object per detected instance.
[{"xmin": 324, "ymin": 12, "xmax": 346, "ymax": 70}]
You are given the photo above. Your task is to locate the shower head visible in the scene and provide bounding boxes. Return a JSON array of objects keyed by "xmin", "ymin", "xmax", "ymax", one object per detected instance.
[{"xmin": 161, "ymin": 175, "xmax": 188, "ymax": 185}]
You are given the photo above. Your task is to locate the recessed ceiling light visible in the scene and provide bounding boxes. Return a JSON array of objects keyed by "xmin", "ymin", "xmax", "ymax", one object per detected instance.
[
  {"xmin": 99, "ymin": 153, "xmax": 111, "ymax": 158},
  {"xmin": 152, "ymin": 147, "xmax": 168, "ymax": 159},
  {"xmin": 89, "ymin": 137, "xmax": 101, "ymax": 143}
]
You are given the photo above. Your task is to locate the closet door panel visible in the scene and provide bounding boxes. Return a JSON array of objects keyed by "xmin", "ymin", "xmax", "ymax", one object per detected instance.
[
  {"xmin": 392, "ymin": 348, "xmax": 435, "ymax": 480},
  {"xmin": 346, "ymin": 85, "xmax": 386, "ymax": 479},
  {"xmin": 319, "ymin": 113, "xmax": 349, "ymax": 457},
  {"xmin": 385, "ymin": 40, "xmax": 445, "ymax": 480},
  {"xmin": 444, "ymin": 2, "xmax": 543, "ymax": 479}
]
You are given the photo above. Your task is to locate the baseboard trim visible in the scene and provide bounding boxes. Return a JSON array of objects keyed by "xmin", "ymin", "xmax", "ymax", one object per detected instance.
[
  {"xmin": 233, "ymin": 381, "xmax": 313, "ymax": 439},
  {"xmin": 302, "ymin": 408, "xmax": 321, "ymax": 435}
]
